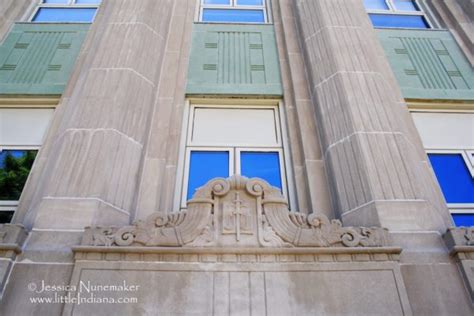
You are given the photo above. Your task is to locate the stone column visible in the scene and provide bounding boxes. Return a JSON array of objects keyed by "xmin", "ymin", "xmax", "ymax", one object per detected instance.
[
  {"xmin": 14, "ymin": 0, "xmax": 175, "ymax": 230},
  {"xmin": 295, "ymin": 0, "xmax": 452, "ymax": 231},
  {"xmin": 429, "ymin": 0, "xmax": 473, "ymax": 65},
  {"xmin": 0, "ymin": 0, "xmax": 34, "ymax": 40}
]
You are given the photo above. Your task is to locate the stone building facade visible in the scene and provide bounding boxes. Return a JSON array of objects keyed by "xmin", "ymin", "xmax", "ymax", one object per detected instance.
[{"xmin": 0, "ymin": 0, "xmax": 473, "ymax": 315}]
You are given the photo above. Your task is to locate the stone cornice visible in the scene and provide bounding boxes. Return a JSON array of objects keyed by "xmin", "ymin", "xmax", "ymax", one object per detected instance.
[{"xmin": 72, "ymin": 246, "xmax": 403, "ymax": 263}]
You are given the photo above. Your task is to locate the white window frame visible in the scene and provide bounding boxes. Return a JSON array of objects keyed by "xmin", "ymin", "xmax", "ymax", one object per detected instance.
[
  {"xmin": 29, "ymin": 0, "xmax": 101, "ymax": 23},
  {"xmin": 197, "ymin": 0, "xmax": 272, "ymax": 24},
  {"xmin": 365, "ymin": 0, "xmax": 433, "ymax": 29},
  {"xmin": 175, "ymin": 100, "xmax": 295, "ymax": 211},
  {"xmin": 427, "ymin": 149, "xmax": 474, "ymax": 222},
  {"xmin": 0, "ymin": 200, "xmax": 18, "ymax": 223}
]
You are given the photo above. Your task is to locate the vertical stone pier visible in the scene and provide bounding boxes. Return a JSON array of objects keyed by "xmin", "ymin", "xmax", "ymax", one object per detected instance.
[
  {"xmin": 295, "ymin": 0, "xmax": 452, "ymax": 231},
  {"xmin": 0, "ymin": 0, "xmax": 33, "ymax": 40},
  {"xmin": 14, "ymin": 0, "xmax": 175, "ymax": 230}
]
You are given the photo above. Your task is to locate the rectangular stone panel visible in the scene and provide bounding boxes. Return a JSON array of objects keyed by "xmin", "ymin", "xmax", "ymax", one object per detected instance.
[
  {"xmin": 186, "ymin": 24, "xmax": 282, "ymax": 96},
  {"xmin": 377, "ymin": 29, "xmax": 474, "ymax": 101},
  {"xmin": 0, "ymin": 23, "xmax": 89, "ymax": 95},
  {"xmin": 64, "ymin": 260, "xmax": 411, "ymax": 315}
]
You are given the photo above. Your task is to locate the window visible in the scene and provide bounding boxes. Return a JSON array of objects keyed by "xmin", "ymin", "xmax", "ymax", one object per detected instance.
[
  {"xmin": 0, "ymin": 150, "xmax": 38, "ymax": 223},
  {"xmin": 363, "ymin": 0, "xmax": 430, "ymax": 28},
  {"xmin": 428, "ymin": 151, "xmax": 474, "ymax": 227},
  {"xmin": 178, "ymin": 103, "xmax": 291, "ymax": 208},
  {"xmin": 31, "ymin": 0, "xmax": 102, "ymax": 23},
  {"xmin": 199, "ymin": 0, "xmax": 269, "ymax": 23},
  {"xmin": 0, "ymin": 107, "xmax": 54, "ymax": 223}
]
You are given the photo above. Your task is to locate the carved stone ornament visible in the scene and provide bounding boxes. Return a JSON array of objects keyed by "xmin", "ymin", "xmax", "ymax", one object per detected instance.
[
  {"xmin": 444, "ymin": 227, "xmax": 474, "ymax": 248},
  {"xmin": 0, "ymin": 224, "xmax": 27, "ymax": 245},
  {"xmin": 82, "ymin": 176, "xmax": 389, "ymax": 248},
  {"xmin": 466, "ymin": 228, "xmax": 474, "ymax": 246}
]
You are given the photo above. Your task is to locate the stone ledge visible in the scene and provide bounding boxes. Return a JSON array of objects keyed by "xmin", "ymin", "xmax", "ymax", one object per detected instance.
[
  {"xmin": 0, "ymin": 244, "xmax": 22, "ymax": 259},
  {"xmin": 444, "ymin": 227, "xmax": 474, "ymax": 250},
  {"xmin": 449, "ymin": 246, "xmax": 474, "ymax": 260},
  {"xmin": 0, "ymin": 224, "xmax": 27, "ymax": 296},
  {"xmin": 72, "ymin": 246, "xmax": 402, "ymax": 263},
  {"xmin": 0, "ymin": 224, "xmax": 27, "ymax": 250}
]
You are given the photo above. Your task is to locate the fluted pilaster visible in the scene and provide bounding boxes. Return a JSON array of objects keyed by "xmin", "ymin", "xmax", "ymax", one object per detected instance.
[
  {"xmin": 15, "ymin": 0, "xmax": 175, "ymax": 229},
  {"xmin": 295, "ymin": 0, "xmax": 452, "ymax": 231}
]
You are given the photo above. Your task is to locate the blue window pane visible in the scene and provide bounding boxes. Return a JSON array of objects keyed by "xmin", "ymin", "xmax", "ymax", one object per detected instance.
[
  {"xmin": 237, "ymin": 0, "xmax": 263, "ymax": 5},
  {"xmin": 429, "ymin": 154, "xmax": 474, "ymax": 203},
  {"xmin": 392, "ymin": 0, "xmax": 419, "ymax": 11},
  {"xmin": 0, "ymin": 150, "xmax": 27, "ymax": 169},
  {"xmin": 43, "ymin": 0, "xmax": 69, "ymax": 3},
  {"xmin": 187, "ymin": 151, "xmax": 229, "ymax": 200},
  {"xmin": 203, "ymin": 0, "xmax": 231, "ymax": 4},
  {"xmin": 33, "ymin": 8, "xmax": 97, "ymax": 22},
  {"xmin": 363, "ymin": 0, "xmax": 389, "ymax": 10},
  {"xmin": 76, "ymin": 0, "xmax": 102, "ymax": 3},
  {"xmin": 452, "ymin": 214, "xmax": 474, "ymax": 227},
  {"xmin": 369, "ymin": 14, "xmax": 429, "ymax": 28},
  {"xmin": 202, "ymin": 9, "xmax": 264, "ymax": 23},
  {"xmin": 241, "ymin": 152, "xmax": 282, "ymax": 189}
]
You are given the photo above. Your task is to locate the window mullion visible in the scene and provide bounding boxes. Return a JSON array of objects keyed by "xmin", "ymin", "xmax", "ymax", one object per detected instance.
[{"xmin": 386, "ymin": 0, "xmax": 396, "ymax": 12}]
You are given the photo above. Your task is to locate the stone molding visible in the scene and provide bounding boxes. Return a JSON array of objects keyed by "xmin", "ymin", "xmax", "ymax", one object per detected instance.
[
  {"xmin": 82, "ymin": 176, "xmax": 389, "ymax": 248},
  {"xmin": 444, "ymin": 227, "xmax": 474, "ymax": 251},
  {"xmin": 444, "ymin": 227, "xmax": 474, "ymax": 303},
  {"xmin": 0, "ymin": 224, "xmax": 27, "ymax": 297},
  {"xmin": 72, "ymin": 246, "xmax": 402, "ymax": 263}
]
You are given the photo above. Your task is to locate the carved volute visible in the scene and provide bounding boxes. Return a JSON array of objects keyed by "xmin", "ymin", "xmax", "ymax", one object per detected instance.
[{"xmin": 82, "ymin": 175, "xmax": 389, "ymax": 248}]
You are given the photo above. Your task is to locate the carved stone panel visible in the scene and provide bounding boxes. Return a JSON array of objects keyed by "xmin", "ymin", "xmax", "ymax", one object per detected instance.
[{"xmin": 82, "ymin": 176, "xmax": 389, "ymax": 248}]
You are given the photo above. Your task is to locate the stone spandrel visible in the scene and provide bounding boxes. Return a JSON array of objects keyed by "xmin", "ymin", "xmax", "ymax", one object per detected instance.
[{"xmin": 81, "ymin": 175, "xmax": 389, "ymax": 248}]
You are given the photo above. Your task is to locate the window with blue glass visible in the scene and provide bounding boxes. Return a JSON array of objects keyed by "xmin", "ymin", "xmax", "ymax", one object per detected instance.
[
  {"xmin": 200, "ymin": 0, "xmax": 269, "ymax": 23},
  {"xmin": 181, "ymin": 104, "xmax": 288, "ymax": 207},
  {"xmin": 428, "ymin": 152, "xmax": 474, "ymax": 227},
  {"xmin": 31, "ymin": 0, "xmax": 102, "ymax": 23},
  {"xmin": 187, "ymin": 151, "xmax": 230, "ymax": 200},
  {"xmin": 240, "ymin": 151, "xmax": 282, "ymax": 189},
  {"xmin": 363, "ymin": 0, "xmax": 430, "ymax": 29}
]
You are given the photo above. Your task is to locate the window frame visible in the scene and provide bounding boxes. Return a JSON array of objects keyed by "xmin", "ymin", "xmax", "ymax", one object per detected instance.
[
  {"xmin": 0, "ymin": 97, "xmax": 57, "ymax": 223},
  {"xmin": 235, "ymin": 147, "xmax": 287, "ymax": 194},
  {"xmin": 197, "ymin": 0, "xmax": 272, "ymax": 24},
  {"xmin": 365, "ymin": 0, "xmax": 433, "ymax": 29},
  {"xmin": 29, "ymin": 0, "xmax": 101, "ymax": 23},
  {"xmin": 0, "ymin": 200, "xmax": 18, "ymax": 224},
  {"xmin": 0, "ymin": 146, "xmax": 40, "ymax": 223},
  {"xmin": 182, "ymin": 147, "xmax": 234, "ymax": 204},
  {"xmin": 427, "ymin": 149, "xmax": 474, "ymax": 226},
  {"xmin": 175, "ymin": 99, "xmax": 295, "ymax": 211}
]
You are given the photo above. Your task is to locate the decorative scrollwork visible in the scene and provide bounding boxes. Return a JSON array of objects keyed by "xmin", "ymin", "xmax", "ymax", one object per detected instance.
[
  {"xmin": 465, "ymin": 228, "xmax": 474, "ymax": 246},
  {"xmin": 82, "ymin": 175, "xmax": 389, "ymax": 248}
]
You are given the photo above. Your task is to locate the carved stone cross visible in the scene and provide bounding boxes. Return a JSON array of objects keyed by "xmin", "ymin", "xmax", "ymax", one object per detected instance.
[{"xmin": 233, "ymin": 192, "xmax": 245, "ymax": 241}]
